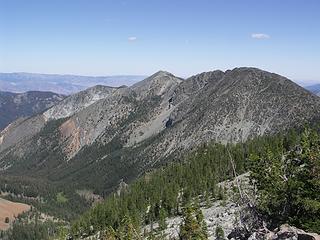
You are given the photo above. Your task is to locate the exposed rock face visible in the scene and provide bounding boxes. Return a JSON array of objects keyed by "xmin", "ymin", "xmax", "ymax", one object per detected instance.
[
  {"xmin": 130, "ymin": 68, "xmax": 320, "ymax": 170},
  {"xmin": 0, "ymin": 91, "xmax": 64, "ymax": 130},
  {"xmin": 142, "ymin": 173, "xmax": 252, "ymax": 239},
  {"xmin": 1, "ymin": 68, "xmax": 320, "ymax": 194},
  {"xmin": 169, "ymin": 68, "xmax": 320, "ymax": 144},
  {"xmin": 43, "ymin": 85, "xmax": 117, "ymax": 121},
  {"xmin": 269, "ymin": 224, "xmax": 320, "ymax": 240},
  {"xmin": 0, "ymin": 85, "xmax": 120, "ymax": 154},
  {"xmin": 0, "ymin": 115, "xmax": 47, "ymax": 153},
  {"xmin": 132, "ymin": 70, "xmax": 183, "ymax": 99},
  {"xmin": 143, "ymin": 173, "xmax": 320, "ymax": 240},
  {"xmin": 144, "ymin": 193, "xmax": 243, "ymax": 239},
  {"xmin": 126, "ymin": 71, "xmax": 183, "ymax": 146},
  {"xmin": 116, "ymin": 179, "xmax": 129, "ymax": 196},
  {"xmin": 244, "ymin": 224, "xmax": 320, "ymax": 240}
]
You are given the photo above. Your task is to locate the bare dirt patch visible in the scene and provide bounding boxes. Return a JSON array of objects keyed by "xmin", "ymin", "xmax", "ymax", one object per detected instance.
[{"xmin": 0, "ymin": 198, "xmax": 31, "ymax": 230}]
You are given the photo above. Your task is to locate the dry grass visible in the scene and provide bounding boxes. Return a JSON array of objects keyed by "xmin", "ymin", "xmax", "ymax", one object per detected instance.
[{"xmin": 0, "ymin": 197, "xmax": 31, "ymax": 230}]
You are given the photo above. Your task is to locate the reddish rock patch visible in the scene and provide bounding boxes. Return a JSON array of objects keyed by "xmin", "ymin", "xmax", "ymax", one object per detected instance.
[{"xmin": 59, "ymin": 119, "xmax": 81, "ymax": 158}]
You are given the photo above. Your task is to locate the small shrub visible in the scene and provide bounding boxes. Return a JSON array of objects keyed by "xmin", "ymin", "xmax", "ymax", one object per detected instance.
[{"xmin": 215, "ymin": 225, "xmax": 225, "ymax": 240}]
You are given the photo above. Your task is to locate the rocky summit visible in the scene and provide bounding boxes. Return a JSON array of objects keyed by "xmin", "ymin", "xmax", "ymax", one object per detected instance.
[{"xmin": 0, "ymin": 67, "xmax": 320, "ymax": 194}]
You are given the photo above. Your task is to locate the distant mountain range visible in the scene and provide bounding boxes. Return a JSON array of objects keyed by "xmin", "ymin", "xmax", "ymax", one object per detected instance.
[
  {"xmin": 1, "ymin": 72, "xmax": 319, "ymax": 96},
  {"xmin": 305, "ymin": 83, "xmax": 320, "ymax": 96},
  {"xmin": 0, "ymin": 72, "xmax": 146, "ymax": 95},
  {"xmin": 0, "ymin": 91, "xmax": 64, "ymax": 130},
  {"xmin": 1, "ymin": 67, "xmax": 320, "ymax": 199}
]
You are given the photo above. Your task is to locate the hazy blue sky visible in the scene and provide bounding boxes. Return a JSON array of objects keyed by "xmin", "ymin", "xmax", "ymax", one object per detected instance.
[{"xmin": 0, "ymin": 0, "xmax": 320, "ymax": 85}]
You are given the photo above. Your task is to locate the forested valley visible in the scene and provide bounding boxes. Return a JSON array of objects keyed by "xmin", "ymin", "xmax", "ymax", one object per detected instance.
[{"xmin": 3, "ymin": 123, "xmax": 319, "ymax": 239}]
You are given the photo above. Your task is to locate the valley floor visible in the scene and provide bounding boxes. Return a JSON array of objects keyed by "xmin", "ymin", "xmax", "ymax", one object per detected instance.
[{"xmin": 0, "ymin": 198, "xmax": 30, "ymax": 231}]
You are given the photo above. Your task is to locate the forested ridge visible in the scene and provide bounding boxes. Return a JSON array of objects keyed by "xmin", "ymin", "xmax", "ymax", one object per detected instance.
[{"xmin": 69, "ymin": 124, "xmax": 320, "ymax": 239}]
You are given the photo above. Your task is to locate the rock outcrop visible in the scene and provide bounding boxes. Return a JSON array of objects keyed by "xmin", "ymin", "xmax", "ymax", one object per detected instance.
[{"xmin": 143, "ymin": 173, "xmax": 320, "ymax": 240}]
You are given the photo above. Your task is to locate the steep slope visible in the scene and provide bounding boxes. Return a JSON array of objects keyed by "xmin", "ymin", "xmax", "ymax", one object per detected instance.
[
  {"xmin": 0, "ymin": 85, "xmax": 117, "ymax": 153},
  {"xmin": 43, "ymin": 85, "xmax": 119, "ymax": 120},
  {"xmin": 0, "ymin": 91, "xmax": 64, "ymax": 130},
  {"xmin": 124, "ymin": 68, "xmax": 320, "ymax": 169},
  {"xmin": 1, "ymin": 68, "xmax": 320, "ymax": 199},
  {"xmin": 158, "ymin": 67, "xmax": 320, "ymax": 146}
]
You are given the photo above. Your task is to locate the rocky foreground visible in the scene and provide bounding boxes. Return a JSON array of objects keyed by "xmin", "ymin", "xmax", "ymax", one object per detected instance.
[{"xmin": 81, "ymin": 173, "xmax": 320, "ymax": 240}]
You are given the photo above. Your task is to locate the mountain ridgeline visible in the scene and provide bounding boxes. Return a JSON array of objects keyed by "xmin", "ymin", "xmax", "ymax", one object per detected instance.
[
  {"xmin": 0, "ymin": 91, "xmax": 64, "ymax": 130},
  {"xmin": 0, "ymin": 67, "xmax": 320, "ymax": 219}
]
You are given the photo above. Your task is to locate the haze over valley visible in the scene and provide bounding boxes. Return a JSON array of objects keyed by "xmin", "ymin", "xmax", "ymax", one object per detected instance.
[{"xmin": 0, "ymin": 73, "xmax": 146, "ymax": 95}]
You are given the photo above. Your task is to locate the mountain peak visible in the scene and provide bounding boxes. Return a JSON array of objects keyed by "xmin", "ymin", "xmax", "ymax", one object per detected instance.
[
  {"xmin": 227, "ymin": 67, "xmax": 282, "ymax": 78},
  {"xmin": 152, "ymin": 70, "xmax": 174, "ymax": 77},
  {"xmin": 132, "ymin": 71, "xmax": 183, "ymax": 99}
]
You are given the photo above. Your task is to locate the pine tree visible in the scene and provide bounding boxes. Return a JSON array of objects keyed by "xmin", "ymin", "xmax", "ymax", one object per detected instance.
[
  {"xmin": 215, "ymin": 225, "xmax": 225, "ymax": 240},
  {"xmin": 117, "ymin": 215, "xmax": 141, "ymax": 240},
  {"xmin": 158, "ymin": 208, "xmax": 167, "ymax": 230},
  {"xmin": 249, "ymin": 128, "xmax": 320, "ymax": 233},
  {"xmin": 179, "ymin": 204, "xmax": 208, "ymax": 240},
  {"xmin": 103, "ymin": 226, "xmax": 117, "ymax": 240}
]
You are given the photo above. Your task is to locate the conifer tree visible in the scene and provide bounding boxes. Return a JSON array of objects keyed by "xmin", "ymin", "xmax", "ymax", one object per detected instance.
[
  {"xmin": 179, "ymin": 204, "xmax": 208, "ymax": 240},
  {"xmin": 158, "ymin": 208, "xmax": 167, "ymax": 230},
  {"xmin": 250, "ymin": 128, "xmax": 320, "ymax": 233},
  {"xmin": 117, "ymin": 215, "xmax": 141, "ymax": 240},
  {"xmin": 102, "ymin": 226, "xmax": 117, "ymax": 240},
  {"xmin": 215, "ymin": 225, "xmax": 225, "ymax": 240}
]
